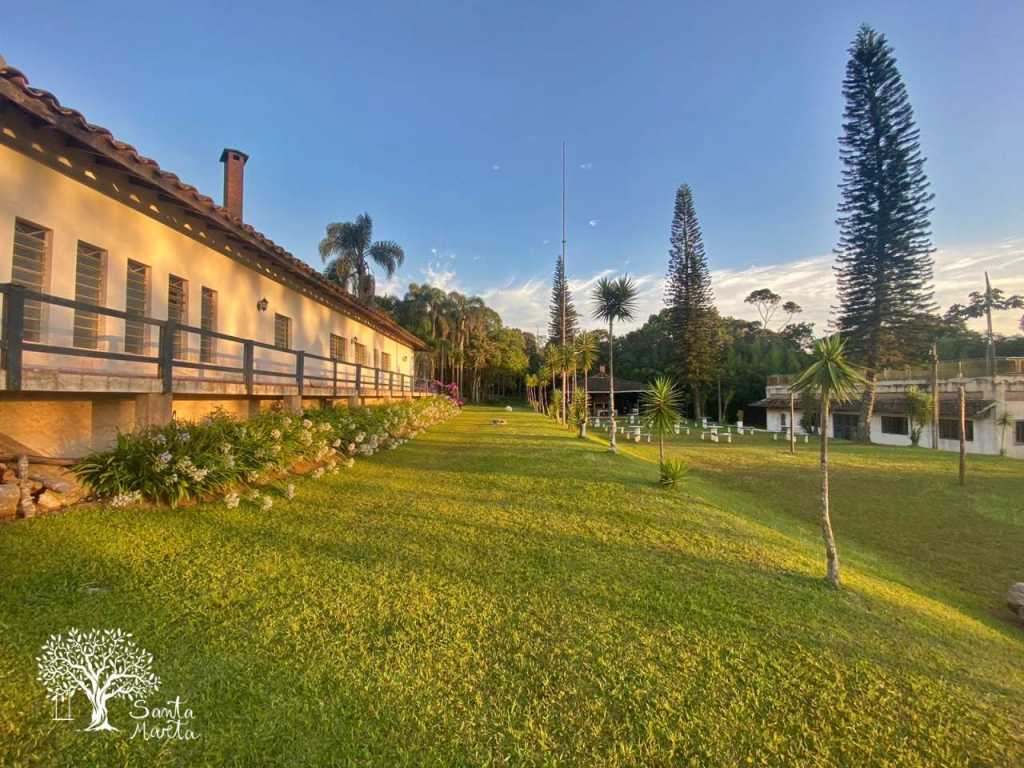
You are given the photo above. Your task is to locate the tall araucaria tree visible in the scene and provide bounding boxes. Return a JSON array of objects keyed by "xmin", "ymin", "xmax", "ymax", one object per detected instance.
[
  {"xmin": 834, "ymin": 25, "xmax": 936, "ymax": 442},
  {"xmin": 665, "ymin": 184, "xmax": 718, "ymax": 418},
  {"xmin": 548, "ymin": 254, "xmax": 579, "ymax": 424}
]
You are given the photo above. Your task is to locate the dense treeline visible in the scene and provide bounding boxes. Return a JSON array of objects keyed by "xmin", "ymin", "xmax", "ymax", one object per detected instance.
[{"xmin": 377, "ymin": 284, "xmax": 531, "ymax": 403}]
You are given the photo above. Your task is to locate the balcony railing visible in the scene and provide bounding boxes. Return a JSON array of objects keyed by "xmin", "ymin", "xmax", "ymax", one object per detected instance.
[
  {"xmin": 0, "ymin": 283, "xmax": 435, "ymax": 398},
  {"xmin": 767, "ymin": 357, "xmax": 1024, "ymax": 387}
]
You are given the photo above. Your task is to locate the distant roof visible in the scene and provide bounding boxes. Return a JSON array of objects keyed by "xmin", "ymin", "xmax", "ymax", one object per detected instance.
[
  {"xmin": 586, "ymin": 373, "xmax": 647, "ymax": 393},
  {"xmin": 0, "ymin": 66, "xmax": 426, "ymax": 351},
  {"xmin": 749, "ymin": 395, "xmax": 996, "ymax": 418}
]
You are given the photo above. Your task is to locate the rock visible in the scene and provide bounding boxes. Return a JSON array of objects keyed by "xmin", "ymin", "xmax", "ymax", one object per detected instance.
[
  {"xmin": 29, "ymin": 467, "xmax": 82, "ymax": 497},
  {"xmin": 1007, "ymin": 583, "xmax": 1024, "ymax": 618},
  {"xmin": 0, "ymin": 484, "xmax": 19, "ymax": 520},
  {"xmin": 35, "ymin": 490, "xmax": 68, "ymax": 513}
]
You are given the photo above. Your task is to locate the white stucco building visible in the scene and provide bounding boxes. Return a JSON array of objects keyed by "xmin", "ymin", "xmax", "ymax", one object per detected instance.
[
  {"xmin": 0, "ymin": 65, "xmax": 428, "ymax": 457},
  {"xmin": 751, "ymin": 359, "xmax": 1024, "ymax": 459}
]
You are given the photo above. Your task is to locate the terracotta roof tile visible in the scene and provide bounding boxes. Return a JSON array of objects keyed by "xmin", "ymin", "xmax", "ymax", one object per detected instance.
[{"xmin": 0, "ymin": 66, "xmax": 426, "ymax": 351}]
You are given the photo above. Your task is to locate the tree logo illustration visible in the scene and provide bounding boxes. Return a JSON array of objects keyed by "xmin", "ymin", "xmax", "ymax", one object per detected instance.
[{"xmin": 36, "ymin": 628, "xmax": 160, "ymax": 732}]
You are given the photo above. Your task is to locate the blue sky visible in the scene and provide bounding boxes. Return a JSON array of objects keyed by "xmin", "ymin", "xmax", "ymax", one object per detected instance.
[{"xmin": 3, "ymin": 1, "xmax": 1022, "ymax": 333}]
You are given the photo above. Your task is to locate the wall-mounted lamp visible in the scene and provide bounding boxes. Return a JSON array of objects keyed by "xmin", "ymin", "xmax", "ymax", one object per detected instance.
[{"xmin": 256, "ymin": 297, "xmax": 269, "ymax": 312}]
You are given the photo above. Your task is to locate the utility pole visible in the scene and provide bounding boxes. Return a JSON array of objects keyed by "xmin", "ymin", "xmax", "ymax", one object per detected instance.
[
  {"xmin": 931, "ymin": 342, "xmax": 939, "ymax": 450},
  {"xmin": 984, "ymin": 271, "xmax": 996, "ymax": 379},
  {"xmin": 560, "ymin": 141, "xmax": 568, "ymax": 427},
  {"xmin": 958, "ymin": 384, "xmax": 966, "ymax": 486}
]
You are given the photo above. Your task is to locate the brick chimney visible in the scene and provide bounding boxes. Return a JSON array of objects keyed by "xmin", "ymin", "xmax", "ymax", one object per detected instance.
[{"xmin": 219, "ymin": 148, "xmax": 248, "ymax": 220}]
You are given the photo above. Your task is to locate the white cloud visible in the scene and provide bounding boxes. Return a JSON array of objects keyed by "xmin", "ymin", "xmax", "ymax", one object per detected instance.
[
  {"xmin": 579, "ymin": 162, "xmax": 593, "ymax": 170},
  {"xmin": 588, "ymin": 219, "xmax": 599, "ymax": 227},
  {"xmin": 491, "ymin": 163, "xmax": 501, "ymax": 172},
  {"xmin": 422, "ymin": 259, "xmax": 460, "ymax": 292},
  {"xmin": 467, "ymin": 236, "xmax": 1024, "ymax": 337}
]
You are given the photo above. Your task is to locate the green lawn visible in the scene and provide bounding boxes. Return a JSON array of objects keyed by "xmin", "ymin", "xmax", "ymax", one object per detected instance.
[{"xmin": 1, "ymin": 405, "xmax": 1022, "ymax": 766}]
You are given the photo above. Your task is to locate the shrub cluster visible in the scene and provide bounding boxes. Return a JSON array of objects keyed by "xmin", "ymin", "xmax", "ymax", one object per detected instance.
[{"xmin": 75, "ymin": 396, "xmax": 460, "ymax": 507}]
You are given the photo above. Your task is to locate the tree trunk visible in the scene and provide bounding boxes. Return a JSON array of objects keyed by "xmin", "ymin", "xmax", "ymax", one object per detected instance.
[
  {"xmin": 608, "ymin": 321, "xmax": 617, "ymax": 452},
  {"xmin": 691, "ymin": 383, "xmax": 703, "ymax": 420},
  {"xmin": 789, "ymin": 392, "xmax": 796, "ymax": 454},
  {"xmin": 819, "ymin": 397, "xmax": 841, "ymax": 588},
  {"xmin": 85, "ymin": 692, "xmax": 116, "ymax": 732},
  {"xmin": 858, "ymin": 369, "xmax": 876, "ymax": 443}
]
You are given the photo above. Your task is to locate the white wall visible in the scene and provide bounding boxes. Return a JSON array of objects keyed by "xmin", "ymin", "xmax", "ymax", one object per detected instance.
[
  {"xmin": 765, "ymin": 406, "xmax": 1022, "ymax": 458},
  {"xmin": 0, "ymin": 144, "xmax": 415, "ymax": 381}
]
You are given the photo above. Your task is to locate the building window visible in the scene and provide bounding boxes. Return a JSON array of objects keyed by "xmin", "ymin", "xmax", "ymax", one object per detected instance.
[
  {"xmin": 124, "ymin": 260, "xmax": 149, "ymax": 355},
  {"xmin": 381, "ymin": 352, "xmax": 391, "ymax": 371},
  {"xmin": 353, "ymin": 340, "xmax": 368, "ymax": 366},
  {"xmin": 1016, "ymin": 421, "xmax": 1024, "ymax": 445},
  {"xmin": 200, "ymin": 287, "xmax": 217, "ymax": 363},
  {"xmin": 939, "ymin": 418, "xmax": 973, "ymax": 442},
  {"xmin": 72, "ymin": 241, "xmax": 105, "ymax": 349},
  {"xmin": 274, "ymin": 313, "xmax": 291, "ymax": 350},
  {"xmin": 330, "ymin": 333, "xmax": 347, "ymax": 361},
  {"xmin": 881, "ymin": 416, "xmax": 909, "ymax": 436},
  {"xmin": 11, "ymin": 218, "xmax": 49, "ymax": 342},
  {"xmin": 168, "ymin": 274, "xmax": 188, "ymax": 359},
  {"xmin": 780, "ymin": 412, "xmax": 788, "ymax": 427}
]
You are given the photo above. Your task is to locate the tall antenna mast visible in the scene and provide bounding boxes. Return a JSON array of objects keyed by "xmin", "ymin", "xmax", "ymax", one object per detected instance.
[{"xmin": 561, "ymin": 141, "xmax": 567, "ymax": 346}]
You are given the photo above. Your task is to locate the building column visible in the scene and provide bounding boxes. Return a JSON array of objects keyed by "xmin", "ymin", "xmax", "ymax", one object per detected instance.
[{"xmin": 134, "ymin": 393, "xmax": 173, "ymax": 428}]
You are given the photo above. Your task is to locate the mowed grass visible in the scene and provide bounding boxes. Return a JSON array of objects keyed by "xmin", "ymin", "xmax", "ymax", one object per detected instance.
[{"xmin": 0, "ymin": 406, "xmax": 1021, "ymax": 767}]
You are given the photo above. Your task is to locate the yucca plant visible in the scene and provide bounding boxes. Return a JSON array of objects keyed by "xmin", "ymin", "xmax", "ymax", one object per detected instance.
[
  {"xmin": 659, "ymin": 457, "xmax": 687, "ymax": 488},
  {"xmin": 642, "ymin": 376, "xmax": 681, "ymax": 465},
  {"xmin": 790, "ymin": 334, "xmax": 866, "ymax": 588}
]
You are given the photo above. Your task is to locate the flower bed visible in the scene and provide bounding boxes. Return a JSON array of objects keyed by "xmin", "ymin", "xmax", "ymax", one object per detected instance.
[{"xmin": 75, "ymin": 396, "xmax": 460, "ymax": 507}]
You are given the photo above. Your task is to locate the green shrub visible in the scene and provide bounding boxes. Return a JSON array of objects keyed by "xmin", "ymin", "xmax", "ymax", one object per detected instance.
[
  {"xmin": 75, "ymin": 396, "xmax": 459, "ymax": 507},
  {"xmin": 659, "ymin": 458, "xmax": 687, "ymax": 488}
]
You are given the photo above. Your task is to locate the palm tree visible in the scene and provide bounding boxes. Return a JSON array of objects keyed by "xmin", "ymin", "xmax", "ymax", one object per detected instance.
[
  {"xmin": 544, "ymin": 344, "xmax": 562, "ymax": 421},
  {"xmin": 790, "ymin": 335, "xmax": 866, "ymax": 588},
  {"xmin": 592, "ymin": 276, "xmax": 639, "ymax": 452},
  {"xmin": 642, "ymin": 376, "xmax": 681, "ymax": 465},
  {"xmin": 575, "ymin": 331, "xmax": 599, "ymax": 435},
  {"xmin": 319, "ymin": 213, "xmax": 405, "ymax": 301}
]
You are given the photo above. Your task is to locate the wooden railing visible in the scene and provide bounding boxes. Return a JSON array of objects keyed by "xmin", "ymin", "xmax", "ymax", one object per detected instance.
[{"xmin": 0, "ymin": 283, "xmax": 434, "ymax": 398}]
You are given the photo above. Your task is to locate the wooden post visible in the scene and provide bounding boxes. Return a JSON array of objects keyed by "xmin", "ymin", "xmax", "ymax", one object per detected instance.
[
  {"xmin": 958, "ymin": 384, "xmax": 966, "ymax": 486},
  {"xmin": 2, "ymin": 284, "xmax": 26, "ymax": 392},
  {"xmin": 355, "ymin": 364, "xmax": 362, "ymax": 395},
  {"xmin": 243, "ymin": 342, "xmax": 254, "ymax": 395},
  {"xmin": 931, "ymin": 343, "xmax": 939, "ymax": 450},
  {"xmin": 332, "ymin": 359, "xmax": 338, "ymax": 398},
  {"xmin": 295, "ymin": 351, "xmax": 305, "ymax": 397},
  {"xmin": 789, "ymin": 391, "xmax": 796, "ymax": 454},
  {"xmin": 159, "ymin": 321, "xmax": 175, "ymax": 394}
]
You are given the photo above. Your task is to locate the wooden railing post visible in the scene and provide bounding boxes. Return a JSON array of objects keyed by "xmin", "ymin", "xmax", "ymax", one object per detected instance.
[
  {"xmin": 2, "ymin": 284, "xmax": 25, "ymax": 392},
  {"xmin": 375, "ymin": 366, "xmax": 380, "ymax": 394},
  {"xmin": 389, "ymin": 371, "xmax": 394, "ymax": 396},
  {"xmin": 243, "ymin": 342, "xmax": 254, "ymax": 395},
  {"xmin": 296, "ymin": 351, "xmax": 305, "ymax": 397},
  {"xmin": 159, "ymin": 321, "xmax": 174, "ymax": 394},
  {"xmin": 332, "ymin": 359, "xmax": 338, "ymax": 398},
  {"xmin": 355, "ymin": 363, "xmax": 362, "ymax": 395}
]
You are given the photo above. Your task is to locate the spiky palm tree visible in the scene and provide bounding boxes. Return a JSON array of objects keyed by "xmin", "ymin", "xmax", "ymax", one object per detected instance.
[
  {"xmin": 790, "ymin": 335, "xmax": 866, "ymax": 588},
  {"xmin": 642, "ymin": 376, "xmax": 681, "ymax": 465},
  {"xmin": 592, "ymin": 276, "xmax": 639, "ymax": 452},
  {"xmin": 575, "ymin": 331, "xmax": 599, "ymax": 435},
  {"xmin": 319, "ymin": 213, "xmax": 405, "ymax": 301}
]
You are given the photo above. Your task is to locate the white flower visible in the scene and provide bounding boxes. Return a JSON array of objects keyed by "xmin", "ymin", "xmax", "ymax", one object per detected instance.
[
  {"xmin": 224, "ymin": 491, "xmax": 240, "ymax": 509},
  {"xmin": 261, "ymin": 495, "xmax": 273, "ymax": 512},
  {"xmin": 319, "ymin": 422, "xmax": 331, "ymax": 433},
  {"xmin": 332, "ymin": 439, "xmax": 341, "ymax": 448},
  {"xmin": 178, "ymin": 431, "xmax": 191, "ymax": 442},
  {"xmin": 285, "ymin": 483, "xmax": 295, "ymax": 500},
  {"xmin": 109, "ymin": 490, "xmax": 143, "ymax": 508},
  {"xmin": 302, "ymin": 418, "xmax": 313, "ymax": 429},
  {"xmin": 153, "ymin": 434, "xmax": 167, "ymax": 446},
  {"xmin": 156, "ymin": 451, "xmax": 172, "ymax": 466},
  {"xmin": 271, "ymin": 429, "xmax": 282, "ymax": 440},
  {"xmin": 312, "ymin": 467, "xmax": 324, "ymax": 479},
  {"xmin": 355, "ymin": 432, "xmax": 366, "ymax": 443}
]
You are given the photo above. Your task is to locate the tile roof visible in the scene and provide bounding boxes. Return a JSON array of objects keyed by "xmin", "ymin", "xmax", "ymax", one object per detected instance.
[
  {"xmin": 585, "ymin": 373, "xmax": 647, "ymax": 393},
  {"xmin": 0, "ymin": 66, "xmax": 426, "ymax": 351}
]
